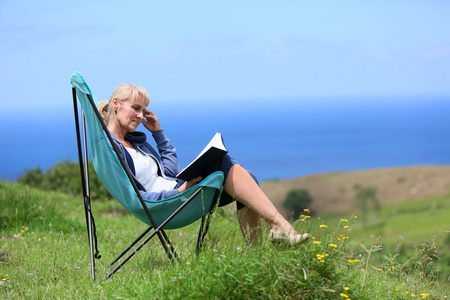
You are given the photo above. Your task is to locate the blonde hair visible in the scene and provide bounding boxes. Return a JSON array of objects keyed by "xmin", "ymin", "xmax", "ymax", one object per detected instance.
[{"xmin": 97, "ymin": 84, "xmax": 150, "ymax": 125}]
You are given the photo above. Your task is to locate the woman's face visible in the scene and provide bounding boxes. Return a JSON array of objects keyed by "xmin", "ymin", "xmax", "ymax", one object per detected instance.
[{"xmin": 114, "ymin": 96, "xmax": 146, "ymax": 132}]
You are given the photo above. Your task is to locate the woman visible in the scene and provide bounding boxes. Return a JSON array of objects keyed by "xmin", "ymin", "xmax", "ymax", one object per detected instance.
[{"xmin": 98, "ymin": 83, "xmax": 309, "ymax": 246}]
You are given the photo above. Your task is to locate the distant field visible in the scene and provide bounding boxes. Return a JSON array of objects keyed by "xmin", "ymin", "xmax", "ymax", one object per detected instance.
[
  {"xmin": 318, "ymin": 193, "xmax": 450, "ymax": 248},
  {"xmin": 261, "ymin": 165, "xmax": 450, "ymax": 216}
]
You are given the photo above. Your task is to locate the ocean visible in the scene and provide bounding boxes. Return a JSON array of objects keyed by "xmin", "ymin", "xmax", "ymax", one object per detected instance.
[{"xmin": 2, "ymin": 97, "xmax": 450, "ymax": 182}]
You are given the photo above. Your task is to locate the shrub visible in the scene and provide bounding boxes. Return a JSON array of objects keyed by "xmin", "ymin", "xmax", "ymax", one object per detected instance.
[
  {"xmin": 282, "ymin": 188, "xmax": 313, "ymax": 219},
  {"xmin": 18, "ymin": 160, "xmax": 112, "ymax": 201}
]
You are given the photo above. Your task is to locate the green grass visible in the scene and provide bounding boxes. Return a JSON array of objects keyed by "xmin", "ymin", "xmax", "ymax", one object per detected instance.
[{"xmin": 1, "ymin": 181, "xmax": 449, "ymax": 299}]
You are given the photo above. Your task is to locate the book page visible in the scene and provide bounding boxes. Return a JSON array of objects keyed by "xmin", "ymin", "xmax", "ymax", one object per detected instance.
[
  {"xmin": 192, "ymin": 132, "xmax": 226, "ymax": 161},
  {"xmin": 176, "ymin": 132, "xmax": 228, "ymax": 180}
]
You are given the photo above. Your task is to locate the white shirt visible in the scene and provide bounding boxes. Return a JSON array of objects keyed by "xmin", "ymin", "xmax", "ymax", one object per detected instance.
[{"xmin": 125, "ymin": 147, "xmax": 177, "ymax": 193}]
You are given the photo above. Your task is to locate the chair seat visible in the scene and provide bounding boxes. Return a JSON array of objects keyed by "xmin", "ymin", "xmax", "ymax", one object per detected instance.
[{"xmin": 130, "ymin": 172, "xmax": 224, "ymax": 229}]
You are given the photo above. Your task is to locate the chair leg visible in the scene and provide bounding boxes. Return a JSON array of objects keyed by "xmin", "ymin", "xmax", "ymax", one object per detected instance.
[
  {"xmin": 107, "ymin": 225, "xmax": 154, "ymax": 268},
  {"xmin": 103, "ymin": 228, "xmax": 175, "ymax": 280},
  {"xmin": 107, "ymin": 226, "xmax": 180, "ymax": 269},
  {"xmin": 195, "ymin": 189, "xmax": 221, "ymax": 256},
  {"xmin": 160, "ymin": 229, "xmax": 179, "ymax": 260},
  {"xmin": 195, "ymin": 216, "xmax": 207, "ymax": 256},
  {"xmin": 84, "ymin": 197, "xmax": 96, "ymax": 281}
]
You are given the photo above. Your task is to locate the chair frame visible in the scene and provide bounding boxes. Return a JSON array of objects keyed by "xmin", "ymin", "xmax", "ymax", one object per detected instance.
[{"xmin": 72, "ymin": 88, "xmax": 219, "ymax": 281}]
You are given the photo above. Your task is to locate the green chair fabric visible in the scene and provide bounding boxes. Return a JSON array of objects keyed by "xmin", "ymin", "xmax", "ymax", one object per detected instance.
[{"xmin": 71, "ymin": 71, "xmax": 224, "ymax": 229}]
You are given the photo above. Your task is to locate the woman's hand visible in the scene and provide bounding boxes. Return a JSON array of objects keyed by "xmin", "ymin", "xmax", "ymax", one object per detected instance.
[
  {"xmin": 177, "ymin": 176, "xmax": 203, "ymax": 194},
  {"xmin": 142, "ymin": 109, "xmax": 162, "ymax": 133}
]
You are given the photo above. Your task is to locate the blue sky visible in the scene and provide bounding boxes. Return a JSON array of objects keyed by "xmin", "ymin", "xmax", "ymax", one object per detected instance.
[{"xmin": 1, "ymin": 0, "xmax": 450, "ymax": 113}]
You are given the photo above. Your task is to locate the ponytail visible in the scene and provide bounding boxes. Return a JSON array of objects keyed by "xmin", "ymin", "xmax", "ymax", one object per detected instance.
[{"xmin": 97, "ymin": 100, "xmax": 112, "ymax": 125}]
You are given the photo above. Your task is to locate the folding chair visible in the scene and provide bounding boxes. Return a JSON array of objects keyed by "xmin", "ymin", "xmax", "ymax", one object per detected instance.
[{"xmin": 71, "ymin": 72, "xmax": 224, "ymax": 281}]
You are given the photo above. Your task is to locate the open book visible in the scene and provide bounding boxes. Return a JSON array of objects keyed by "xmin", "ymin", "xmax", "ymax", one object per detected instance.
[{"xmin": 176, "ymin": 132, "xmax": 228, "ymax": 181}]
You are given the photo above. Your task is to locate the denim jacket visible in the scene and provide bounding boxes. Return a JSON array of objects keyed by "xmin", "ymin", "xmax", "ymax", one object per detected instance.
[{"xmin": 110, "ymin": 129, "xmax": 180, "ymax": 201}]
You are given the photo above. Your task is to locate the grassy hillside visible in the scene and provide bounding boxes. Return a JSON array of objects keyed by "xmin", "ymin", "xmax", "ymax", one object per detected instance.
[{"xmin": 1, "ymin": 167, "xmax": 449, "ymax": 299}]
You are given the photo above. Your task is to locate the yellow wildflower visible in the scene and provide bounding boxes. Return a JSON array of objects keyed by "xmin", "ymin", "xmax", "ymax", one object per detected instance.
[
  {"xmin": 329, "ymin": 243, "xmax": 337, "ymax": 247},
  {"xmin": 320, "ymin": 225, "xmax": 328, "ymax": 228},
  {"xmin": 341, "ymin": 219, "xmax": 348, "ymax": 222},
  {"xmin": 344, "ymin": 225, "xmax": 349, "ymax": 229},
  {"xmin": 316, "ymin": 253, "xmax": 328, "ymax": 262},
  {"xmin": 421, "ymin": 293, "xmax": 430, "ymax": 298},
  {"xmin": 313, "ymin": 241, "xmax": 321, "ymax": 244},
  {"xmin": 340, "ymin": 293, "xmax": 349, "ymax": 298}
]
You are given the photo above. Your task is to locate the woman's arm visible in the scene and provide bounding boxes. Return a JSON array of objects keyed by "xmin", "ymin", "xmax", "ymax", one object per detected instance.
[
  {"xmin": 151, "ymin": 130, "xmax": 180, "ymax": 178},
  {"xmin": 139, "ymin": 188, "xmax": 179, "ymax": 202},
  {"xmin": 142, "ymin": 109, "xmax": 180, "ymax": 178}
]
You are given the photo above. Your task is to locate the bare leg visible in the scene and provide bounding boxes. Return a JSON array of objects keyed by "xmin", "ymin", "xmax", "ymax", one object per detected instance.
[
  {"xmin": 237, "ymin": 207, "xmax": 262, "ymax": 246},
  {"xmin": 224, "ymin": 164, "xmax": 297, "ymax": 237}
]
